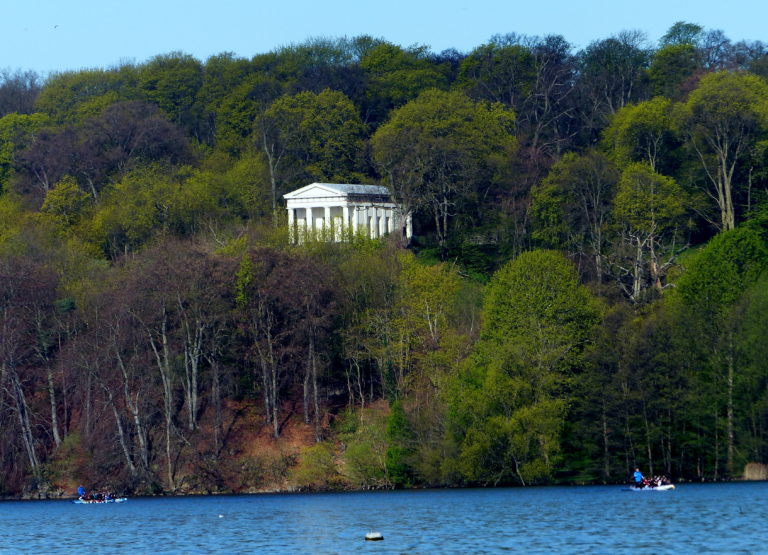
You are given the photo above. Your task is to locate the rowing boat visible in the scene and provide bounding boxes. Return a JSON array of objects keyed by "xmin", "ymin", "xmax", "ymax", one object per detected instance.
[
  {"xmin": 73, "ymin": 497, "xmax": 128, "ymax": 504},
  {"xmin": 628, "ymin": 484, "xmax": 675, "ymax": 492}
]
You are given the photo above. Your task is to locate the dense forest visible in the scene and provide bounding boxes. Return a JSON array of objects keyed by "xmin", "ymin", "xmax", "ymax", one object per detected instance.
[{"xmin": 2, "ymin": 21, "xmax": 768, "ymax": 498}]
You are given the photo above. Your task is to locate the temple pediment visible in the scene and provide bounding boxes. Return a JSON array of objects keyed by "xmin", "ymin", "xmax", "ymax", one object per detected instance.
[
  {"xmin": 283, "ymin": 183, "xmax": 347, "ymax": 200},
  {"xmin": 283, "ymin": 183, "xmax": 392, "ymax": 201}
]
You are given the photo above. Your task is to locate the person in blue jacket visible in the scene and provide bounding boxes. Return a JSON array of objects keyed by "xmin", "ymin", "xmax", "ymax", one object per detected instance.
[
  {"xmin": 77, "ymin": 485, "xmax": 86, "ymax": 499},
  {"xmin": 633, "ymin": 468, "xmax": 645, "ymax": 487}
]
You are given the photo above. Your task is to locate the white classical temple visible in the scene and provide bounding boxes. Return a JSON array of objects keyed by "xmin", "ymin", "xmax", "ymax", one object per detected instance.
[{"xmin": 283, "ymin": 183, "xmax": 412, "ymax": 242}]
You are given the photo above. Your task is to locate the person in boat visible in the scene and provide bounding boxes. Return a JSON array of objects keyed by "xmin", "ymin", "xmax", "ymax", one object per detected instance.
[
  {"xmin": 77, "ymin": 485, "xmax": 86, "ymax": 499},
  {"xmin": 633, "ymin": 467, "xmax": 647, "ymax": 488}
]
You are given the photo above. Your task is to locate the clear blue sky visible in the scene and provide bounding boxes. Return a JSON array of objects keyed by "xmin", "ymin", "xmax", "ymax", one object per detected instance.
[{"xmin": 3, "ymin": 0, "xmax": 767, "ymax": 75}]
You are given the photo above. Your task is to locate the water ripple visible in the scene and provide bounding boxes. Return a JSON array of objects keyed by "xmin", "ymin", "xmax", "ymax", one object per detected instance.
[{"xmin": 1, "ymin": 483, "xmax": 767, "ymax": 553}]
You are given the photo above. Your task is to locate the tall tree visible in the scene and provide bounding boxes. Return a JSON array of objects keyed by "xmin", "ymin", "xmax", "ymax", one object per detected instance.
[
  {"xmin": 0, "ymin": 69, "xmax": 41, "ymax": 117},
  {"xmin": 138, "ymin": 52, "xmax": 204, "ymax": 136},
  {"xmin": 674, "ymin": 222, "xmax": 768, "ymax": 477},
  {"xmin": 35, "ymin": 66, "xmax": 139, "ymax": 124},
  {"xmin": 647, "ymin": 44, "xmax": 701, "ymax": 100},
  {"xmin": 610, "ymin": 162, "xmax": 686, "ymax": 301},
  {"xmin": 577, "ymin": 31, "xmax": 650, "ymax": 135},
  {"xmin": 195, "ymin": 52, "xmax": 255, "ymax": 145},
  {"xmin": 372, "ymin": 89, "xmax": 517, "ymax": 247},
  {"xmin": 16, "ymin": 102, "xmax": 190, "ymax": 201},
  {"xmin": 602, "ymin": 97, "xmax": 678, "ymax": 173},
  {"xmin": 531, "ymin": 150, "xmax": 618, "ymax": 280},
  {"xmin": 449, "ymin": 250, "xmax": 600, "ymax": 485},
  {"xmin": 677, "ymin": 71, "xmax": 768, "ymax": 231},
  {"xmin": 0, "ymin": 112, "xmax": 50, "ymax": 194},
  {"xmin": 659, "ymin": 21, "xmax": 704, "ymax": 48},
  {"xmin": 360, "ymin": 43, "xmax": 448, "ymax": 124},
  {"xmin": 256, "ymin": 89, "xmax": 367, "ymax": 212}
]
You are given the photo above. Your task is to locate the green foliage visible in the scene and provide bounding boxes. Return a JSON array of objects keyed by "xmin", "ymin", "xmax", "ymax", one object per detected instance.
[
  {"xmin": 138, "ymin": 52, "xmax": 203, "ymax": 131},
  {"xmin": 385, "ymin": 400, "xmax": 415, "ymax": 487},
  {"xmin": 614, "ymin": 162, "xmax": 685, "ymax": 235},
  {"xmin": 530, "ymin": 150, "xmax": 617, "ymax": 278},
  {"xmin": 215, "ymin": 73, "xmax": 283, "ymax": 155},
  {"xmin": 602, "ymin": 97, "xmax": 677, "ymax": 171},
  {"xmin": 337, "ymin": 408, "xmax": 389, "ymax": 488},
  {"xmin": 659, "ymin": 21, "xmax": 704, "ymax": 47},
  {"xmin": 683, "ymin": 71, "xmax": 768, "ymax": 129},
  {"xmin": 449, "ymin": 250, "xmax": 601, "ymax": 485},
  {"xmin": 457, "ymin": 42, "xmax": 535, "ymax": 107},
  {"xmin": 578, "ymin": 32, "xmax": 650, "ymax": 122},
  {"xmin": 180, "ymin": 151, "xmax": 270, "ymax": 221},
  {"xmin": 35, "ymin": 66, "xmax": 139, "ymax": 124},
  {"xmin": 731, "ymin": 273, "xmax": 768, "ymax": 463},
  {"xmin": 482, "ymin": 250, "xmax": 600, "ymax": 342},
  {"xmin": 676, "ymin": 223, "xmax": 768, "ymax": 313},
  {"xmin": 86, "ymin": 166, "xmax": 183, "ymax": 256},
  {"xmin": 648, "ymin": 44, "xmax": 700, "ymax": 99},
  {"xmin": 290, "ymin": 442, "xmax": 343, "ymax": 490},
  {"xmin": 671, "ymin": 224, "xmax": 768, "ymax": 476},
  {"xmin": 0, "ymin": 193, "xmax": 24, "ymax": 253},
  {"xmin": 0, "ymin": 112, "xmax": 50, "ymax": 192},
  {"xmin": 361, "ymin": 43, "xmax": 448, "ymax": 113},
  {"xmin": 196, "ymin": 53, "xmax": 255, "ymax": 144},
  {"xmin": 262, "ymin": 89, "xmax": 367, "ymax": 184},
  {"xmin": 677, "ymin": 71, "xmax": 768, "ymax": 230},
  {"xmin": 41, "ymin": 176, "xmax": 91, "ymax": 226},
  {"xmin": 235, "ymin": 253, "xmax": 255, "ymax": 309},
  {"xmin": 372, "ymin": 89, "xmax": 516, "ymax": 246}
]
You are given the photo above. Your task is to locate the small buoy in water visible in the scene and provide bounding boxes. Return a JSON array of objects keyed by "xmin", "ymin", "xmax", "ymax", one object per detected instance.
[
  {"xmin": 365, "ymin": 532, "xmax": 384, "ymax": 541},
  {"xmin": 218, "ymin": 514, "xmax": 224, "ymax": 518}
]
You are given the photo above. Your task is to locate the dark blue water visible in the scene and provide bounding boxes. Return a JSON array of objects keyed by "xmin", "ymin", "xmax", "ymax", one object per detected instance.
[{"xmin": 1, "ymin": 483, "xmax": 766, "ymax": 553}]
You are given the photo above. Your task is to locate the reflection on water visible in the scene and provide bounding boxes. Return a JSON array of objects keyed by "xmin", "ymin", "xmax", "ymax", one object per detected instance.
[{"xmin": 1, "ymin": 482, "xmax": 767, "ymax": 553}]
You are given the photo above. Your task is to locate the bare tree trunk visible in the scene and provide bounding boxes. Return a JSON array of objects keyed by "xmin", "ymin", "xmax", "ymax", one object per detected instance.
[
  {"xmin": 46, "ymin": 367, "xmax": 62, "ymax": 447},
  {"xmin": 602, "ymin": 406, "xmax": 610, "ymax": 482},
  {"xmin": 713, "ymin": 405, "xmax": 720, "ymax": 481},
  {"xmin": 643, "ymin": 400, "xmax": 654, "ymax": 476},
  {"xmin": 146, "ymin": 312, "xmax": 176, "ymax": 491},
  {"xmin": 208, "ymin": 354, "xmax": 223, "ymax": 455},
  {"xmin": 271, "ymin": 357, "xmax": 279, "ymax": 438},
  {"xmin": 115, "ymin": 349, "xmax": 150, "ymax": 474},
  {"xmin": 11, "ymin": 373, "xmax": 41, "ymax": 479},
  {"xmin": 303, "ymin": 351, "xmax": 311, "ymax": 424},
  {"xmin": 356, "ymin": 360, "xmax": 365, "ymax": 410},
  {"xmin": 261, "ymin": 362, "xmax": 272, "ymax": 430},
  {"xmin": 254, "ymin": 300, "xmax": 281, "ymax": 438},
  {"xmin": 633, "ymin": 236, "xmax": 643, "ymax": 302},
  {"xmin": 726, "ymin": 332, "xmax": 735, "ymax": 477},
  {"xmin": 311, "ymin": 334, "xmax": 321, "ymax": 441},
  {"xmin": 180, "ymin": 304, "xmax": 204, "ymax": 432},
  {"xmin": 84, "ymin": 370, "xmax": 93, "ymax": 439},
  {"xmin": 102, "ymin": 384, "xmax": 137, "ymax": 477}
]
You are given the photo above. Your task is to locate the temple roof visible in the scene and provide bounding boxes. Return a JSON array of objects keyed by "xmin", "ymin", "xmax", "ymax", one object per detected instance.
[{"xmin": 283, "ymin": 183, "xmax": 390, "ymax": 200}]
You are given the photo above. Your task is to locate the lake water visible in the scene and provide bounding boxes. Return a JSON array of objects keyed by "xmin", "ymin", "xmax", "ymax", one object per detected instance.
[{"xmin": 1, "ymin": 482, "xmax": 766, "ymax": 553}]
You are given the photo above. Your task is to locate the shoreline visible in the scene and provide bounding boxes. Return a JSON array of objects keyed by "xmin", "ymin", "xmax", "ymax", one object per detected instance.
[{"xmin": 5, "ymin": 478, "xmax": 764, "ymax": 502}]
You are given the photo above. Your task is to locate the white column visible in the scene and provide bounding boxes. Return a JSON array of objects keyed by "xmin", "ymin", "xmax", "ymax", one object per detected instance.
[
  {"xmin": 351, "ymin": 205, "xmax": 358, "ymax": 235},
  {"xmin": 370, "ymin": 207, "xmax": 378, "ymax": 238},
  {"xmin": 343, "ymin": 205, "xmax": 349, "ymax": 236},
  {"xmin": 379, "ymin": 208, "xmax": 386, "ymax": 236},
  {"xmin": 288, "ymin": 207, "xmax": 295, "ymax": 243},
  {"xmin": 324, "ymin": 206, "xmax": 331, "ymax": 236},
  {"xmin": 307, "ymin": 207, "xmax": 315, "ymax": 239},
  {"xmin": 406, "ymin": 212, "xmax": 413, "ymax": 240}
]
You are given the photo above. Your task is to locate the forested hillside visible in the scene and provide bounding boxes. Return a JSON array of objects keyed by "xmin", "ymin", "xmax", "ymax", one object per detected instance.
[{"xmin": 2, "ymin": 22, "xmax": 768, "ymax": 497}]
